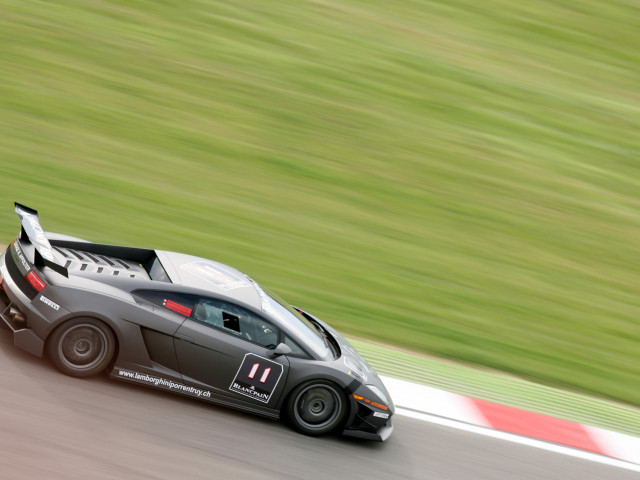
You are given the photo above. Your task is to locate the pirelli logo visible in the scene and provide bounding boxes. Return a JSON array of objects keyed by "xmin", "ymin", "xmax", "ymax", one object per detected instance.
[{"xmin": 39, "ymin": 295, "xmax": 60, "ymax": 311}]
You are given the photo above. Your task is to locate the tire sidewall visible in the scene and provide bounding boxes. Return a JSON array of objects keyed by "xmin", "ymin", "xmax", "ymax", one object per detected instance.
[{"xmin": 47, "ymin": 317, "xmax": 116, "ymax": 378}]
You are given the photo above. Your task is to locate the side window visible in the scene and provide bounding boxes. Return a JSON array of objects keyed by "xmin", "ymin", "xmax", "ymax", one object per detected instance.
[
  {"xmin": 284, "ymin": 335, "xmax": 311, "ymax": 359},
  {"xmin": 134, "ymin": 290, "xmax": 196, "ymax": 316},
  {"xmin": 193, "ymin": 298, "xmax": 280, "ymax": 349},
  {"xmin": 193, "ymin": 298, "xmax": 225, "ymax": 328}
]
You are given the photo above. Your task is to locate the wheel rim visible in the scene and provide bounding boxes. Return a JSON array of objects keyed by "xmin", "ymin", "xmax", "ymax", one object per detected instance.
[
  {"xmin": 293, "ymin": 384, "xmax": 343, "ymax": 431},
  {"xmin": 58, "ymin": 324, "xmax": 109, "ymax": 371}
]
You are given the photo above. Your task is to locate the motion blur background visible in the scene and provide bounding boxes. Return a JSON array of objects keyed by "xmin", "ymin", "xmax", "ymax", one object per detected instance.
[{"xmin": 1, "ymin": 0, "xmax": 639, "ymax": 406}]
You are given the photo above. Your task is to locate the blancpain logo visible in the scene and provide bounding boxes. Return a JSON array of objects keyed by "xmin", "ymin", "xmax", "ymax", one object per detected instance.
[
  {"xmin": 231, "ymin": 383, "xmax": 269, "ymax": 401},
  {"xmin": 39, "ymin": 295, "xmax": 60, "ymax": 311}
]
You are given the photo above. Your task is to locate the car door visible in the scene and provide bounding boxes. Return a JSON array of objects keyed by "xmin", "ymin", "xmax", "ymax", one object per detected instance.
[{"xmin": 173, "ymin": 296, "xmax": 290, "ymax": 409}]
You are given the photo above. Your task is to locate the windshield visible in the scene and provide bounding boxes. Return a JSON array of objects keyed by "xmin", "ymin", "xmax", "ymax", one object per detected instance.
[{"xmin": 253, "ymin": 283, "xmax": 334, "ymax": 360}]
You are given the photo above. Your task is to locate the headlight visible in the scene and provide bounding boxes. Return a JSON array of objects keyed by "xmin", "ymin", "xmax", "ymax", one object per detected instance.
[
  {"xmin": 366, "ymin": 385, "xmax": 388, "ymax": 405},
  {"xmin": 344, "ymin": 356, "xmax": 367, "ymax": 382}
]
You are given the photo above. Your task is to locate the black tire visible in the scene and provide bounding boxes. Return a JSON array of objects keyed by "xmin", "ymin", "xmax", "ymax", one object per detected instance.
[
  {"xmin": 286, "ymin": 381, "xmax": 347, "ymax": 436},
  {"xmin": 47, "ymin": 317, "xmax": 116, "ymax": 378}
]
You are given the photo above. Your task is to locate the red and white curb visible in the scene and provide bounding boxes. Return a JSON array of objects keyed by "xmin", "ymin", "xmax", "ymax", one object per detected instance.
[{"xmin": 381, "ymin": 375, "xmax": 640, "ymax": 467}]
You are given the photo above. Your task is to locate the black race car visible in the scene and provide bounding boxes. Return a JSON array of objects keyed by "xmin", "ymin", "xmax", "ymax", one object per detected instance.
[{"xmin": 0, "ymin": 203, "xmax": 393, "ymax": 440}]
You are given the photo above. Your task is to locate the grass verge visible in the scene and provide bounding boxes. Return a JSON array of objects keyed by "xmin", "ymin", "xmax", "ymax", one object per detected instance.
[{"xmin": 351, "ymin": 338, "xmax": 640, "ymax": 438}]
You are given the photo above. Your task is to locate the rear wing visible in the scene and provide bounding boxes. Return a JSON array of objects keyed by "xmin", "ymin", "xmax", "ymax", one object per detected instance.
[{"xmin": 14, "ymin": 203, "xmax": 68, "ymax": 277}]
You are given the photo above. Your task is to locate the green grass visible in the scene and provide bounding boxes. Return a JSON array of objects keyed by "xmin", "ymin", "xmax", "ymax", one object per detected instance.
[{"xmin": 1, "ymin": 0, "xmax": 640, "ymax": 408}]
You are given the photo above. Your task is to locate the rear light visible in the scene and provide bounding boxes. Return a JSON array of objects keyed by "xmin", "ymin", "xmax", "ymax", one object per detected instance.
[
  {"xmin": 26, "ymin": 271, "xmax": 46, "ymax": 292},
  {"xmin": 0, "ymin": 271, "xmax": 4, "ymax": 289}
]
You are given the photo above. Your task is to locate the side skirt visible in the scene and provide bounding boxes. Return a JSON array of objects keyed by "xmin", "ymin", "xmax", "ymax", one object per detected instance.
[{"xmin": 108, "ymin": 364, "xmax": 281, "ymax": 420}]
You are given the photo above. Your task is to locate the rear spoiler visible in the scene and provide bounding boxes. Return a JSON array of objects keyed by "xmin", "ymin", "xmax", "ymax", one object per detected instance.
[{"xmin": 15, "ymin": 203, "xmax": 68, "ymax": 277}]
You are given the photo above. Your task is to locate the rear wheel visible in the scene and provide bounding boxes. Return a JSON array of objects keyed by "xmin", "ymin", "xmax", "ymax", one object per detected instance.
[
  {"xmin": 47, "ymin": 318, "xmax": 115, "ymax": 377},
  {"xmin": 286, "ymin": 381, "xmax": 347, "ymax": 436}
]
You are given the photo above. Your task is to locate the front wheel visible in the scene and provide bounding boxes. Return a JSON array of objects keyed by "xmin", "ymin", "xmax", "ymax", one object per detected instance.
[
  {"xmin": 47, "ymin": 318, "xmax": 116, "ymax": 377},
  {"xmin": 286, "ymin": 381, "xmax": 347, "ymax": 436}
]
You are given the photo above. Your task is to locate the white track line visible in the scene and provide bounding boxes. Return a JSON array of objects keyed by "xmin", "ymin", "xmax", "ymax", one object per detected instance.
[
  {"xmin": 381, "ymin": 376, "xmax": 640, "ymax": 473},
  {"xmin": 395, "ymin": 408, "xmax": 640, "ymax": 473}
]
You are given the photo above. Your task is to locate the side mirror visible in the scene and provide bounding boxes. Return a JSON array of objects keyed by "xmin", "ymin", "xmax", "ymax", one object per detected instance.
[{"xmin": 269, "ymin": 343, "xmax": 292, "ymax": 358}]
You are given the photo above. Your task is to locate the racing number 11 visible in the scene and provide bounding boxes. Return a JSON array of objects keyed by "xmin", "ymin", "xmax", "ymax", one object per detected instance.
[
  {"xmin": 248, "ymin": 363, "xmax": 271, "ymax": 384},
  {"xmin": 230, "ymin": 353, "xmax": 284, "ymax": 403}
]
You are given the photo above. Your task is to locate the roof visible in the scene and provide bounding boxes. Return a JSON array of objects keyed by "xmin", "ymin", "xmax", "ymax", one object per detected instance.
[{"xmin": 156, "ymin": 250, "xmax": 262, "ymax": 309}]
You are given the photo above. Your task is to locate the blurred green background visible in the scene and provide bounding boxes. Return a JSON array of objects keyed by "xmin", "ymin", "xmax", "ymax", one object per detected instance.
[{"xmin": 1, "ymin": 0, "xmax": 639, "ymax": 406}]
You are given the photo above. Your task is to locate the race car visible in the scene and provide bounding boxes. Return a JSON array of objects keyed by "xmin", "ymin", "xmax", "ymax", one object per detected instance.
[{"xmin": 0, "ymin": 203, "xmax": 393, "ymax": 441}]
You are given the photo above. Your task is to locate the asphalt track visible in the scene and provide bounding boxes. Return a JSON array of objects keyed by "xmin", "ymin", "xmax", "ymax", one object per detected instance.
[{"xmin": 0, "ymin": 330, "xmax": 637, "ymax": 480}]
